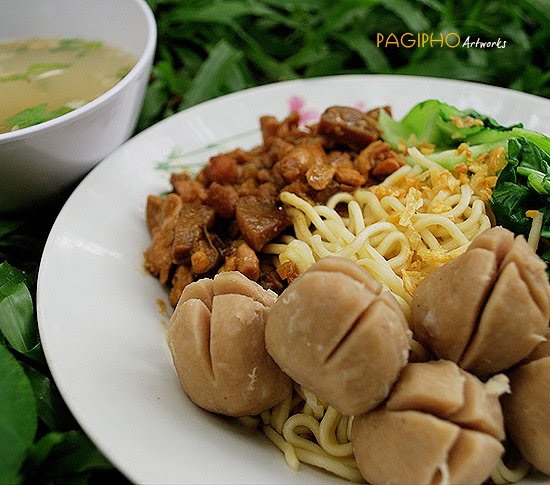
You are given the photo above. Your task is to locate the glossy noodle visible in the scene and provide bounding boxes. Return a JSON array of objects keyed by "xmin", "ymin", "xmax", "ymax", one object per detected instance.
[{"xmin": 265, "ymin": 147, "xmax": 492, "ymax": 319}]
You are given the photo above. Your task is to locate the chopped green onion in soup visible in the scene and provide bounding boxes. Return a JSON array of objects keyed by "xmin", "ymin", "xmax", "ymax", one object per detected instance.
[{"xmin": 0, "ymin": 37, "xmax": 136, "ymax": 133}]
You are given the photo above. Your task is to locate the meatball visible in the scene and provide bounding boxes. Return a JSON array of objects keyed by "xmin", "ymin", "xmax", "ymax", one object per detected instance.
[
  {"xmin": 502, "ymin": 332, "xmax": 550, "ymax": 474},
  {"xmin": 265, "ymin": 257, "xmax": 410, "ymax": 416},
  {"xmin": 352, "ymin": 360, "xmax": 508, "ymax": 485},
  {"xmin": 167, "ymin": 271, "xmax": 292, "ymax": 417},
  {"xmin": 411, "ymin": 226, "xmax": 550, "ymax": 377}
]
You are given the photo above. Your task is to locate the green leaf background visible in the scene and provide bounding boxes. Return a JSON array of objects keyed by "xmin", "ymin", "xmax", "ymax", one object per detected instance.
[{"xmin": 137, "ymin": 0, "xmax": 550, "ymax": 130}]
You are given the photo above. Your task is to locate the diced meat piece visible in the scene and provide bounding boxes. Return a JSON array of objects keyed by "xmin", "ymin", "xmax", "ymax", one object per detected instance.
[
  {"xmin": 205, "ymin": 182, "xmax": 239, "ymax": 219},
  {"xmin": 170, "ymin": 172, "xmax": 208, "ymax": 202},
  {"xmin": 172, "ymin": 202, "xmax": 216, "ymax": 264},
  {"xmin": 273, "ymin": 143, "xmax": 326, "ymax": 183},
  {"xmin": 236, "ymin": 177, "xmax": 258, "ymax": 197},
  {"xmin": 276, "ymin": 261, "xmax": 301, "ymax": 283},
  {"xmin": 216, "ymin": 240, "xmax": 260, "ymax": 281},
  {"xmin": 318, "ymin": 106, "xmax": 381, "ymax": 149},
  {"xmin": 258, "ymin": 257, "xmax": 286, "ymax": 294},
  {"xmin": 235, "ymin": 242, "xmax": 260, "ymax": 281},
  {"xmin": 328, "ymin": 150, "xmax": 353, "ymax": 169},
  {"xmin": 275, "ymin": 112, "xmax": 301, "ymax": 139},
  {"xmin": 191, "ymin": 238, "xmax": 220, "ymax": 274},
  {"xmin": 230, "ymin": 148, "xmax": 256, "ymax": 165},
  {"xmin": 202, "ymin": 154, "xmax": 239, "ymax": 185},
  {"xmin": 255, "ymin": 182, "xmax": 279, "ymax": 200},
  {"xmin": 281, "ymin": 180, "xmax": 313, "ymax": 203},
  {"xmin": 260, "ymin": 115, "xmax": 280, "ymax": 146},
  {"xmin": 144, "ymin": 194, "xmax": 183, "ymax": 284},
  {"xmin": 146, "ymin": 195, "xmax": 163, "ymax": 234},
  {"xmin": 267, "ymin": 137, "xmax": 294, "ymax": 167},
  {"xmin": 169, "ymin": 264, "xmax": 194, "ymax": 307},
  {"xmin": 219, "ymin": 255, "xmax": 237, "ymax": 273},
  {"xmin": 240, "ymin": 162, "xmax": 260, "ymax": 181},
  {"xmin": 334, "ymin": 166, "xmax": 366, "ymax": 186},
  {"xmin": 235, "ymin": 195, "xmax": 290, "ymax": 251},
  {"xmin": 306, "ymin": 163, "xmax": 335, "ymax": 191},
  {"xmin": 256, "ymin": 168, "xmax": 274, "ymax": 184},
  {"xmin": 356, "ymin": 140, "xmax": 404, "ymax": 180},
  {"xmin": 372, "ymin": 157, "xmax": 403, "ymax": 179},
  {"xmin": 260, "ymin": 112, "xmax": 301, "ymax": 147},
  {"xmin": 365, "ymin": 105, "xmax": 392, "ymax": 120}
]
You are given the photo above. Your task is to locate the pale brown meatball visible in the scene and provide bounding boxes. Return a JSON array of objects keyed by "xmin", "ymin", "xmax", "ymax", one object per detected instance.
[
  {"xmin": 265, "ymin": 257, "xmax": 410, "ymax": 416},
  {"xmin": 167, "ymin": 271, "xmax": 292, "ymax": 417},
  {"xmin": 502, "ymin": 334, "xmax": 550, "ymax": 475},
  {"xmin": 411, "ymin": 226, "xmax": 550, "ymax": 377},
  {"xmin": 352, "ymin": 360, "xmax": 507, "ymax": 485}
]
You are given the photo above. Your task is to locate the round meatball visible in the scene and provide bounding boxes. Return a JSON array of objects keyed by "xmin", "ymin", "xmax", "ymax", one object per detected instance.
[
  {"xmin": 352, "ymin": 360, "xmax": 507, "ymax": 485},
  {"xmin": 167, "ymin": 271, "xmax": 292, "ymax": 417},
  {"xmin": 265, "ymin": 257, "xmax": 410, "ymax": 416},
  {"xmin": 411, "ymin": 226, "xmax": 550, "ymax": 377},
  {"xmin": 502, "ymin": 336, "xmax": 550, "ymax": 474}
]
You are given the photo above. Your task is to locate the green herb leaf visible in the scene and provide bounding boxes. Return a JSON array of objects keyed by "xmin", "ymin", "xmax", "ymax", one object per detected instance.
[
  {"xmin": 116, "ymin": 65, "xmax": 133, "ymax": 79},
  {"xmin": 4, "ymin": 104, "xmax": 74, "ymax": 130},
  {"xmin": 26, "ymin": 63, "xmax": 70, "ymax": 77},
  {"xmin": 0, "ymin": 73, "xmax": 27, "ymax": 83},
  {"xmin": 381, "ymin": 0, "xmax": 431, "ymax": 31},
  {"xmin": 50, "ymin": 38, "xmax": 103, "ymax": 57},
  {"xmin": 135, "ymin": 79, "xmax": 171, "ymax": 132},
  {"xmin": 28, "ymin": 431, "xmax": 112, "ymax": 480},
  {"xmin": 490, "ymin": 138, "xmax": 550, "ymax": 241},
  {"xmin": 0, "ymin": 220, "xmax": 25, "ymax": 240},
  {"xmin": 0, "ymin": 262, "xmax": 38, "ymax": 354},
  {"xmin": 0, "ymin": 63, "xmax": 70, "ymax": 84},
  {"xmin": 336, "ymin": 30, "xmax": 390, "ymax": 72},
  {"xmin": 21, "ymin": 362, "xmax": 74, "ymax": 431},
  {"xmin": 0, "ymin": 345, "xmax": 37, "ymax": 484},
  {"xmin": 179, "ymin": 39, "xmax": 243, "ymax": 109}
]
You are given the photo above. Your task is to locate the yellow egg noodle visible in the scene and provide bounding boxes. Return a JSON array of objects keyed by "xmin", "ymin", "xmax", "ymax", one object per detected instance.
[
  {"xmin": 255, "ymin": 145, "xmax": 524, "ymax": 482},
  {"xmin": 260, "ymin": 384, "xmax": 364, "ymax": 483},
  {"xmin": 491, "ymin": 455, "xmax": 531, "ymax": 484},
  {"xmin": 265, "ymin": 146, "xmax": 495, "ymax": 319}
]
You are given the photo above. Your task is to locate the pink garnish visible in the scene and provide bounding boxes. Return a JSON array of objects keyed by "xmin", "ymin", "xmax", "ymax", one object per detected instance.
[{"xmin": 288, "ymin": 95, "xmax": 319, "ymax": 125}]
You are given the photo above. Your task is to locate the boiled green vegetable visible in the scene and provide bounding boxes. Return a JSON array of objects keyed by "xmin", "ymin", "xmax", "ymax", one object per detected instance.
[{"xmin": 379, "ymin": 100, "xmax": 550, "ymax": 275}]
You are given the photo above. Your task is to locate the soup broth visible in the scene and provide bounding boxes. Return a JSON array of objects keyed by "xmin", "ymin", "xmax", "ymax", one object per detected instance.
[{"xmin": 0, "ymin": 38, "xmax": 137, "ymax": 134}]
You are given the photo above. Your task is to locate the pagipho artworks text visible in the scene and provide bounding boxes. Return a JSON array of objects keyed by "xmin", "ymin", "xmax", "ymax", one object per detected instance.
[{"xmin": 376, "ymin": 33, "xmax": 507, "ymax": 49}]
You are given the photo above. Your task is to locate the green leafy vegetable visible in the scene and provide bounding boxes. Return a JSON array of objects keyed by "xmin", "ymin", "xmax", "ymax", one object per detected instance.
[
  {"xmin": 50, "ymin": 38, "xmax": 103, "ymax": 57},
  {"xmin": 0, "ymin": 63, "xmax": 70, "ymax": 84},
  {"xmin": 379, "ymin": 99, "xmax": 522, "ymax": 150},
  {"xmin": 137, "ymin": 0, "xmax": 550, "ymax": 130},
  {"xmin": 116, "ymin": 65, "xmax": 134, "ymax": 79},
  {"xmin": 379, "ymin": 100, "xmax": 550, "ymax": 175},
  {"xmin": 0, "ymin": 345, "xmax": 37, "ymax": 484},
  {"xmin": 422, "ymin": 141, "xmax": 508, "ymax": 171},
  {"xmin": 490, "ymin": 138, "xmax": 550, "ymax": 239},
  {"xmin": 4, "ymin": 104, "xmax": 74, "ymax": 130},
  {"xmin": 0, "ymin": 262, "xmax": 38, "ymax": 354},
  {"xmin": 378, "ymin": 99, "xmax": 550, "ymax": 276},
  {"xmin": 26, "ymin": 63, "xmax": 71, "ymax": 76},
  {"xmin": 0, "ymin": 73, "xmax": 27, "ymax": 83},
  {"xmin": 179, "ymin": 39, "xmax": 243, "ymax": 109},
  {"xmin": 24, "ymin": 431, "xmax": 113, "ymax": 482},
  {"xmin": 21, "ymin": 362, "xmax": 73, "ymax": 431}
]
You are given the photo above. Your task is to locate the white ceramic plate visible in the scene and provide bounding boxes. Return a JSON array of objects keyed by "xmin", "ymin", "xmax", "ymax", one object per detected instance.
[{"xmin": 37, "ymin": 75, "xmax": 550, "ymax": 484}]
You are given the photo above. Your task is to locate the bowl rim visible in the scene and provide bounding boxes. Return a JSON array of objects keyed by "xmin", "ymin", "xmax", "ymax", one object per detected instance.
[{"xmin": 0, "ymin": 0, "xmax": 157, "ymax": 143}]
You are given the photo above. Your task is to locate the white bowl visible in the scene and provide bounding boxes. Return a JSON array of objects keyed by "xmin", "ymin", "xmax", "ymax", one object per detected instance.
[{"xmin": 0, "ymin": 0, "xmax": 156, "ymax": 213}]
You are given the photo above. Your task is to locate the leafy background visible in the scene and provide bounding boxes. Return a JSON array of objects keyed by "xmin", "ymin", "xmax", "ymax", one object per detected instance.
[{"xmin": 1, "ymin": 0, "xmax": 549, "ymax": 482}]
